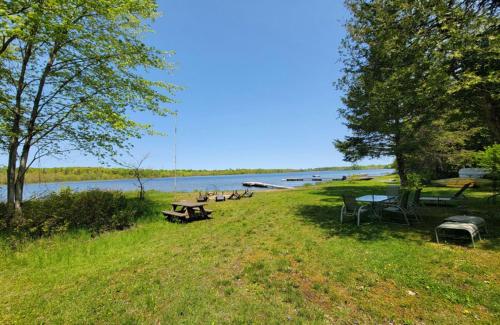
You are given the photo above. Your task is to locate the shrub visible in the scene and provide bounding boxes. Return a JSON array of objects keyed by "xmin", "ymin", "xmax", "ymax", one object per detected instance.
[
  {"xmin": 1, "ymin": 189, "xmax": 148, "ymax": 238},
  {"xmin": 406, "ymin": 173, "xmax": 425, "ymax": 189},
  {"xmin": 476, "ymin": 144, "xmax": 500, "ymax": 179}
]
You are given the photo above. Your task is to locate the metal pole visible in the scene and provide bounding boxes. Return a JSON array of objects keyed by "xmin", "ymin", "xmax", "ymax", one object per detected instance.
[{"xmin": 173, "ymin": 110, "xmax": 178, "ymax": 195}]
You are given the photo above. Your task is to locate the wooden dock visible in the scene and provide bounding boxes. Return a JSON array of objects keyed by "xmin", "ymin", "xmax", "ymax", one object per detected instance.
[{"xmin": 242, "ymin": 182, "xmax": 292, "ymax": 189}]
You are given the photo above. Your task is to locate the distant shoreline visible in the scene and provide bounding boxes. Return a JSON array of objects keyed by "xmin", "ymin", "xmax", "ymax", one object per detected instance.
[{"xmin": 0, "ymin": 165, "xmax": 392, "ymax": 185}]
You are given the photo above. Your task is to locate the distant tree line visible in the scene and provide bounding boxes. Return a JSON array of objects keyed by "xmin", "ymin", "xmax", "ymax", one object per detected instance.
[
  {"xmin": 335, "ymin": 0, "xmax": 499, "ymax": 185},
  {"xmin": 0, "ymin": 165, "xmax": 392, "ymax": 184}
]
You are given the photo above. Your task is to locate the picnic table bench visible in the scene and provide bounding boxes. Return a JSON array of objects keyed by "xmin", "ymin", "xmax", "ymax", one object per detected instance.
[
  {"xmin": 162, "ymin": 210, "xmax": 188, "ymax": 219},
  {"xmin": 163, "ymin": 201, "xmax": 212, "ymax": 222}
]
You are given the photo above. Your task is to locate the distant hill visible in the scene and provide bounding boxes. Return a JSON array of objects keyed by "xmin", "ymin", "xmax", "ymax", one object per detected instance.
[{"xmin": 0, "ymin": 165, "xmax": 393, "ymax": 184}]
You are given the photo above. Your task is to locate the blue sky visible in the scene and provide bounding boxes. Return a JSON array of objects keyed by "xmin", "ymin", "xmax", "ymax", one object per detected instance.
[{"xmin": 23, "ymin": 0, "xmax": 391, "ymax": 170}]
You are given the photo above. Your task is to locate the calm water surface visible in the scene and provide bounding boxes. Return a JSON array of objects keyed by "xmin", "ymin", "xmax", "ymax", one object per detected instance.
[{"xmin": 0, "ymin": 169, "xmax": 394, "ymax": 199}]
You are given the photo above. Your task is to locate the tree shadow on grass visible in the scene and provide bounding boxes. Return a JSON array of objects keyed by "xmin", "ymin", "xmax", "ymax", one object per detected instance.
[
  {"xmin": 297, "ymin": 184, "xmax": 500, "ymax": 250},
  {"xmin": 297, "ymin": 204, "xmax": 431, "ymax": 244},
  {"xmin": 309, "ymin": 184, "xmax": 389, "ymax": 204}
]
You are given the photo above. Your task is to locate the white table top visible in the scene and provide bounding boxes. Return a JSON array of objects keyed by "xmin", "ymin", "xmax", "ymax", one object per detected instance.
[{"xmin": 356, "ymin": 195, "xmax": 393, "ymax": 203}]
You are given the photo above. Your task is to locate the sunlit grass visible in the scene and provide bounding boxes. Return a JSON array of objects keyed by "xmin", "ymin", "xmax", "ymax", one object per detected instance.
[{"xmin": 0, "ymin": 179, "xmax": 498, "ymax": 323}]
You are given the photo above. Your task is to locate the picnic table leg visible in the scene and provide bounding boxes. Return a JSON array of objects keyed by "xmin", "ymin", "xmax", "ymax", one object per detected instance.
[{"xmin": 172, "ymin": 204, "xmax": 184, "ymax": 212}]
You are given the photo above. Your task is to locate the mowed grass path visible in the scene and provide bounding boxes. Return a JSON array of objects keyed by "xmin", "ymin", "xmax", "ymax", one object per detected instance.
[{"xmin": 1, "ymin": 180, "xmax": 499, "ymax": 324}]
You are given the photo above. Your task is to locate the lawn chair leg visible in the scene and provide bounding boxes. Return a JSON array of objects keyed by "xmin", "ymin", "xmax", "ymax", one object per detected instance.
[
  {"xmin": 414, "ymin": 209, "xmax": 422, "ymax": 223},
  {"xmin": 435, "ymin": 229, "xmax": 440, "ymax": 243},
  {"xmin": 471, "ymin": 234, "xmax": 475, "ymax": 248},
  {"xmin": 402, "ymin": 211, "xmax": 410, "ymax": 226},
  {"xmin": 357, "ymin": 206, "xmax": 372, "ymax": 226},
  {"xmin": 340, "ymin": 205, "xmax": 345, "ymax": 224}
]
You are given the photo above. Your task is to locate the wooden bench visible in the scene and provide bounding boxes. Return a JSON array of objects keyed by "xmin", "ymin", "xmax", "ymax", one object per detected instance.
[
  {"xmin": 189, "ymin": 209, "xmax": 212, "ymax": 218},
  {"xmin": 162, "ymin": 210, "xmax": 188, "ymax": 221}
]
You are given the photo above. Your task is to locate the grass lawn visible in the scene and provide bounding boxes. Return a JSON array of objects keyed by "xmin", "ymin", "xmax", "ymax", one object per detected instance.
[{"xmin": 1, "ymin": 178, "xmax": 499, "ymax": 324}]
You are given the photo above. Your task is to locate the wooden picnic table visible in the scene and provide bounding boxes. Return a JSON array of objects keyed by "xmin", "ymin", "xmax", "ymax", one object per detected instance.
[{"xmin": 163, "ymin": 201, "xmax": 212, "ymax": 222}]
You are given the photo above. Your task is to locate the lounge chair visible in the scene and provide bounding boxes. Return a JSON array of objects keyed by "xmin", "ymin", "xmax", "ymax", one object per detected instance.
[
  {"xmin": 444, "ymin": 215, "xmax": 487, "ymax": 234},
  {"xmin": 215, "ymin": 192, "xmax": 226, "ymax": 202},
  {"xmin": 435, "ymin": 214, "xmax": 487, "ymax": 248},
  {"xmin": 420, "ymin": 183, "xmax": 472, "ymax": 206},
  {"xmin": 435, "ymin": 222, "xmax": 481, "ymax": 248},
  {"xmin": 340, "ymin": 194, "xmax": 371, "ymax": 226},
  {"xmin": 241, "ymin": 189, "xmax": 254, "ymax": 198},
  {"xmin": 227, "ymin": 190, "xmax": 241, "ymax": 200},
  {"xmin": 196, "ymin": 192, "xmax": 209, "ymax": 202}
]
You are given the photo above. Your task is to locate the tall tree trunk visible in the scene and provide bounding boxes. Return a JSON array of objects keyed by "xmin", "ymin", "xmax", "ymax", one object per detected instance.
[
  {"xmin": 6, "ymin": 138, "xmax": 18, "ymax": 218},
  {"xmin": 6, "ymin": 39, "xmax": 34, "ymax": 221},
  {"xmin": 14, "ymin": 144, "xmax": 31, "ymax": 214},
  {"xmin": 393, "ymin": 127, "xmax": 408, "ymax": 187},
  {"xmin": 8, "ymin": 35, "xmax": 56, "ymax": 218},
  {"xmin": 396, "ymin": 153, "xmax": 408, "ymax": 187},
  {"xmin": 486, "ymin": 102, "xmax": 500, "ymax": 143}
]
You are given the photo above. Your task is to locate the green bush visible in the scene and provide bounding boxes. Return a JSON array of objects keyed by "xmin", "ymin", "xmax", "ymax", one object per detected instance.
[
  {"xmin": 476, "ymin": 144, "xmax": 500, "ymax": 179},
  {"xmin": 406, "ymin": 173, "xmax": 424, "ymax": 189},
  {"xmin": 1, "ymin": 189, "xmax": 148, "ymax": 238}
]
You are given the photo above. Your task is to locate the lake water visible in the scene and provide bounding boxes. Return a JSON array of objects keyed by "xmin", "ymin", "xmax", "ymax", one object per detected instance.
[{"xmin": 0, "ymin": 169, "xmax": 394, "ymax": 199}]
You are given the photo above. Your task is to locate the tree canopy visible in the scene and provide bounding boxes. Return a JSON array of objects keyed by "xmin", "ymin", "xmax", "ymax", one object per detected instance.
[
  {"xmin": 0, "ymin": 0, "xmax": 177, "ymax": 217},
  {"xmin": 335, "ymin": 0, "xmax": 499, "ymax": 184}
]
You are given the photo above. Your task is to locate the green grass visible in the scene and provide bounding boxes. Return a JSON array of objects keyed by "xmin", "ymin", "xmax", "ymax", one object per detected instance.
[{"xmin": 1, "ymin": 179, "xmax": 499, "ymax": 324}]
